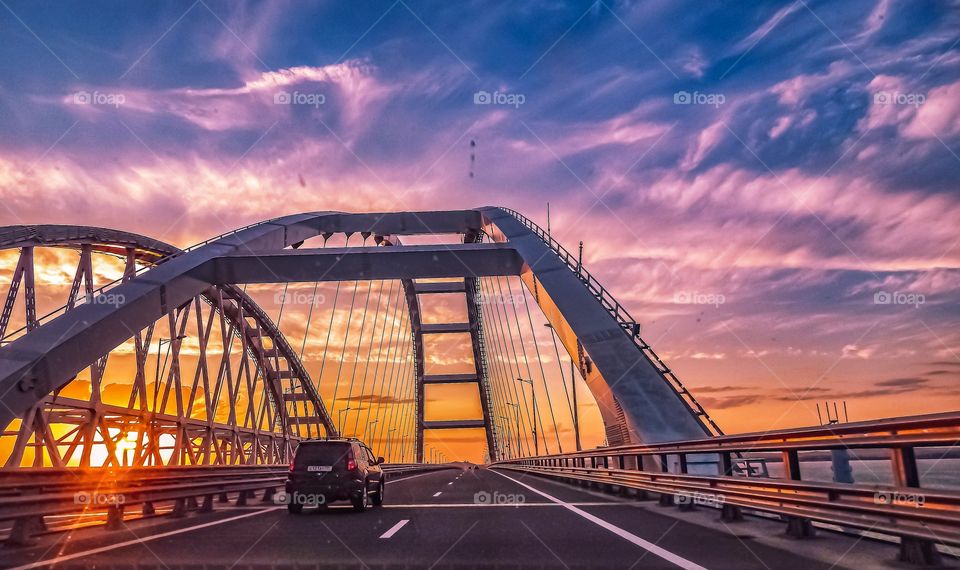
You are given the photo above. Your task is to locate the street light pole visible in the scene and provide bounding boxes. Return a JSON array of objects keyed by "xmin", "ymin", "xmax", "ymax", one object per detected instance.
[
  {"xmin": 337, "ymin": 408, "xmax": 353, "ymax": 435},
  {"xmin": 571, "ymin": 358, "xmax": 581, "ymax": 451},
  {"xmin": 517, "ymin": 378, "xmax": 537, "ymax": 456},
  {"xmin": 385, "ymin": 428, "xmax": 396, "ymax": 462},
  {"xmin": 498, "ymin": 414, "xmax": 513, "ymax": 459}
]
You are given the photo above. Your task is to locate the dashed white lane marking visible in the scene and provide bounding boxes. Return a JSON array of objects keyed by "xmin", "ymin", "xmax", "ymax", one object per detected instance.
[
  {"xmin": 379, "ymin": 519, "xmax": 410, "ymax": 539},
  {"xmin": 493, "ymin": 470, "xmax": 707, "ymax": 570},
  {"xmin": 447, "ymin": 482, "xmax": 453, "ymax": 485},
  {"xmin": 7, "ymin": 508, "xmax": 283, "ymax": 570},
  {"xmin": 433, "ymin": 491, "xmax": 442, "ymax": 497}
]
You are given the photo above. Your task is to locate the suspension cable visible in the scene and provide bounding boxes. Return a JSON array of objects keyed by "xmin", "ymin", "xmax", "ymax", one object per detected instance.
[
  {"xmin": 509, "ymin": 276, "xmax": 563, "ymax": 452},
  {"xmin": 493, "ymin": 276, "xmax": 541, "ymax": 455},
  {"xmin": 330, "ymin": 278, "xmax": 360, "ymax": 411},
  {"xmin": 358, "ymin": 280, "xmax": 399, "ymax": 441},
  {"xmin": 339, "ymin": 279, "xmax": 377, "ymax": 436},
  {"xmin": 371, "ymin": 285, "xmax": 406, "ymax": 444},
  {"xmin": 480, "ymin": 277, "xmax": 518, "ymax": 457},
  {"xmin": 353, "ymin": 279, "xmax": 394, "ymax": 437},
  {"xmin": 483, "ymin": 277, "xmax": 532, "ymax": 456}
]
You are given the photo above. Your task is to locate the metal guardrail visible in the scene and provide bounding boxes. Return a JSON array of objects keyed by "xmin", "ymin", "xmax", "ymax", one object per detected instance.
[
  {"xmin": 0, "ymin": 463, "xmax": 454, "ymax": 545},
  {"xmin": 492, "ymin": 411, "xmax": 960, "ymax": 563},
  {"xmin": 498, "ymin": 207, "xmax": 723, "ymax": 436}
]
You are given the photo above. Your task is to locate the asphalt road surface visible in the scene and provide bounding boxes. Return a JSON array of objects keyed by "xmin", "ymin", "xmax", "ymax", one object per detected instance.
[{"xmin": 2, "ymin": 467, "xmax": 901, "ymax": 569}]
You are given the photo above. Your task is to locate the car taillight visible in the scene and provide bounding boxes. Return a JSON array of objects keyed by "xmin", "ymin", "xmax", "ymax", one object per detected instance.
[
  {"xmin": 346, "ymin": 457, "xmax": 357, "ymax": 471},
  {"xmin": 289, "ymin": 461, "xmax": 294, "ymax": 471}
]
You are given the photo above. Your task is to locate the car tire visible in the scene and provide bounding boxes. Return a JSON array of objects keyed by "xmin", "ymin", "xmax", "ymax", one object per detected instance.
[
  {"xmin": 372, "ymin": 480, "xmax": 384, "ymax": 506},
  {"xmin": 352, "ymin": 488, "xmax": 369, "ymax": 512},
  {"xmin": 287, "ymin": 502, "xmax": 303, "ymax": 514}
]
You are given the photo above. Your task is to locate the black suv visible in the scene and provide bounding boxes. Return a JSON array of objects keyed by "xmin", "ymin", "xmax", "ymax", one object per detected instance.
[{"xmin": 286, "ymin": 439, "xmax": 385, "ymax": 513}]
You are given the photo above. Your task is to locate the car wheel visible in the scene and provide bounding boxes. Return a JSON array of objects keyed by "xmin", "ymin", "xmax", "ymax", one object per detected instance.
[
  {"xmin": 287, "ymin": 502, "xmax": 303, "ymax": 514},
  {"xmin": 372, "ymin": 480, "xmax": 384, "ymax": 506},
  {"xmin": 352, "ymin": 488, "xmax": 369, "ymax": 512}
]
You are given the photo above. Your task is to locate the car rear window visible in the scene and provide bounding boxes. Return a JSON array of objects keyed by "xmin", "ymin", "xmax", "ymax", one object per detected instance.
[{"xmin": 294, "ymin": 442, "xmax": 352, "ymax": 467}]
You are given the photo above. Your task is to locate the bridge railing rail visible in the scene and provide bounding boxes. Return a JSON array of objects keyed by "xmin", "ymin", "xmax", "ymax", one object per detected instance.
[
  {"xmin": 492, "ymin": 411, "xmax": 960, "ymax": 552},
  {"xmin": 498, "ymin": 207, "xmax": 723, "ymax": 436}
]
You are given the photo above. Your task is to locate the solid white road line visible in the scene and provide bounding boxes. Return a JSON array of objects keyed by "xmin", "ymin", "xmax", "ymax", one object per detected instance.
[
  {"xmin": 8, "ymin": 508, "xmax": 283, "ymax": 570},
  {"xmin": 493, "ymin": 470, "xmax": 707, "ymax": 570},
  {"xmin": 433, "ymin": 491, "xmax": 442, "ymax": 497},
  {"xmin": 379, "ymin": 519, "xmax": 410, "ymax": 539}
]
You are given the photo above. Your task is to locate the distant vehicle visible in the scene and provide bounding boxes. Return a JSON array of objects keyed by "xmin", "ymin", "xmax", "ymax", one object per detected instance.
[{"xmin": 286, "ymin": 439, "xmax": 385, "ymax": 513}]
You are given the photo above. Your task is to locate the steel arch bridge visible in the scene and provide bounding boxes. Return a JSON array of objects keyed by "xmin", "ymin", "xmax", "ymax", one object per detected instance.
[{"xmin": 0, "ymin": 208, "xmax": 721, "ymax": 468}]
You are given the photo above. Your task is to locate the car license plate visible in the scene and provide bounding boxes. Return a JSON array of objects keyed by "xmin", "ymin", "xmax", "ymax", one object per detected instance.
[{"xmin": 307, "ymin": 465, "xmax": 332, "ymax": 472}]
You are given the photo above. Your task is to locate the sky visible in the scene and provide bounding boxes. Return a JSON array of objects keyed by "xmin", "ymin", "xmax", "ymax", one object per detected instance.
[{"xmin": 0, "ymin": 0, "xmax": 959, "ymax": 462}]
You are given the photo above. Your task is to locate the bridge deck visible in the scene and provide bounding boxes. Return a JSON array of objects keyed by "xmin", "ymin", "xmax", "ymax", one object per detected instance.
[{"xmin": 2, "ymin": 468, "xmax": 896, "ymax": 569}]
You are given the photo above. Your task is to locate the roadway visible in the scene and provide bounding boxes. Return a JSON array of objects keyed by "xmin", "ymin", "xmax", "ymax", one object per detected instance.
[{"xmin": 3, "ymin": 467, "xmax": 899, "ymax": 569}]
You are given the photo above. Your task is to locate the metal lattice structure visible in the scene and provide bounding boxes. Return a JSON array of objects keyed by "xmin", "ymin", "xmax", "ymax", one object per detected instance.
[
  {"xmin": 0, "ymin": 209, "xmax": 720, "ymax": 469},
  {"xmin": 0, "ymin": 225, "xmax": 333, "ymax": 468}
]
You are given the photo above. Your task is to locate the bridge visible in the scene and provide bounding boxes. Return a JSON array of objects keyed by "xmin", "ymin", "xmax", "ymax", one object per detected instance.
[{"xmin": 0, "ymin": 208, "xmax": 956, "ymax": 568}]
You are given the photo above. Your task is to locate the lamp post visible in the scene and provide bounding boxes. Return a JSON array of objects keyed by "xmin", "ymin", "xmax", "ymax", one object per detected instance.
[
  {"xmin": 506, "ymin": 402, "xmax": 522, "ymax": 457},
  {"xmin": 516, "ymin": 378, "xmax": 538, "ymax": 456},
  {"xmin": 385, "ymin": 428, "xmax": 396, "ymax": 462},
  {"xmin": 337, "ymin": 407, "xmax": 353, "ymax": 435},
  {"xmin": 497, "ymin": 414, "xmax": 513, "ymax": 459}
]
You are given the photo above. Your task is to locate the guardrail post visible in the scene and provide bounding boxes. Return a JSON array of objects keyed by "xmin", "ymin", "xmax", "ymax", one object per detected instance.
[
  {"xmin": 235, "ymin": 490, "xmax": 249, "ymax": 506},
  {"xmin": 171, "ymin": 498, "xmax": 187, "ymax": 518},
  {"xmin": 199, "ymin": 494, "xmax": 215, "ymax": 513},
  {"xmin": 892, "ymin": 446, "xmax": 941, "ymax": 566},
  {"xmin": 7, "ymin": 516, "xmax": 46, "ymax": 546},
  {"xmin": 780, "ymin": 450, "xmax": 815, "ymax": 538},
  {"xmin": 261, "ymin": 487, "xmax": 276, "ymax": 503},
  {"xmin": 142, "ymin": 501, "xmax": 155, "ymax": 516},
  {"xmin": 186, "ymin": 496, "xmax": 199, "ymax": 511},
  {"xmin": 105, "ymin": 504, "xmax": 124, "ymax": 530},
  {"xmin": 721, "ymin": 503, "xmax": 744, "ymax": 522},
  {"xmin": 782, "ymin": 450, "xmax": 801, "ymax": 481},
  {"xmin": 718, "ymin": 452, "xmax": 733, "ymax": 476},
  {"xmin": 218, "ymin": 492, "xmax": 230, "ymax": 503}
]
